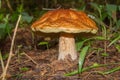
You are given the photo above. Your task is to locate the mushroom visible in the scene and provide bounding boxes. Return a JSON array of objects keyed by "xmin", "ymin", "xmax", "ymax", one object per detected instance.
[{"xmin": 31, "ymin": 9, "xmax": 98, "ymax": 60}]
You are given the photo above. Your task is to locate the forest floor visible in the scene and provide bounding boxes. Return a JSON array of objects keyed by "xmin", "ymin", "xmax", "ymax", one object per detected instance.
[{"xmin": 0, "ymin": 27, "xmax": 120, "ymax": 80}]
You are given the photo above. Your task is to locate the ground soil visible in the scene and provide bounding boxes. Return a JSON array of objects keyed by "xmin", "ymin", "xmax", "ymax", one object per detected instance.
[{"xmin": 0, "ymin": 27, "xmax": 120, "ymax": 80}]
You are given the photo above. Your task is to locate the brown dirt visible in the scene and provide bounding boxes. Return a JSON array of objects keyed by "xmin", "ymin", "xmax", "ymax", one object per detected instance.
[{"xmin": 0, "ymin": 27, "xmax": 120, "ymax": 80}]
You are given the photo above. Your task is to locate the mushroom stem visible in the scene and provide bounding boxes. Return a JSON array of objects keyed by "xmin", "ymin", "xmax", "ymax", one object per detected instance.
[{"xmin": 58, "ymin": 33, "xmax": 77, "ymax": 60}]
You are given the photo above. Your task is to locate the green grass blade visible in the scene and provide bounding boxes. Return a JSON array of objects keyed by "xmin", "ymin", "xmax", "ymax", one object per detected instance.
[
  {"xmin": 108, "ymin": 35, "xmax": 120, "ymax": 47},
  {"xmin": 93, "ymin": 36, "xmax": 106, "ymax": 40},
  {"xmin": 100, "ymin": 66, "xmax": 120, "ymax": 75},
  {"xmin": 115, "ymin": 44, "xmax": 120, "ymax": 52},
  {"xmin": 64, "ymin": 63, "xmax": 120, "ymax": 76},
  {"xmin": 90, "ymin": 3, "xmax": 102, "ymax": 18},
  {"xmin": 76, "ymin": 38, "xmax": 92, "ymax": 51},
  {"xmin": 64, "ymin": 63, "xmax": 99, "ymax": 76},
  {"xmin": 76, "ymin": 36, "xmax": 106, "ymax": 51},
  {"xmin": 76, "ymin": 41, "xmax": 84, "ymax": 51},
  {"xmin": 78, "ymin": 45, "xmax": 90, "ymax": 74}
]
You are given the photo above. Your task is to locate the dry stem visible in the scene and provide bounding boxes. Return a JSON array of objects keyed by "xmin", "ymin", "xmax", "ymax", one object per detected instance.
[
  {"xmin": 0, "ymin": 52, "xmax": 5, "ymax": 73},
  {"xmin": 1, "ymin": 15, "xmax": 21, "ymax": 80},
  {"xmin": 22, "ymin": 52, "xmax": 38, "ymax": 65},
  {"xmin": 5, "ymin": 0, "xmax": 13, "ymax": 12}
]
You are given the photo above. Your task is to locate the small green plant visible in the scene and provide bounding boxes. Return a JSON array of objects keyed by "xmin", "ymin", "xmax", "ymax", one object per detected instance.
[
  {"xmin": 16, "ymin": 45, "xmax": 23, "ymax": 63},
  {"xmin": 12, "ymin": 73, "xmax": 23, "ymax": 79},
  {"xmin": 0, "ymin": 14, "xmax": 13, "ymax": 40},
  {"xmin": 0, "ymin": 3, "xmax": 33, "ymax": 42},
  {"xmin": 90, "ymin": 3, "xmax": 120, "ymax": 34},
  {"xmin": 2, "ymin": 53, "xmax": 9, "ymax": 60},
  {"xmin": 101, "ymin": 52, "xmax": 109, "ymax": 57},
  {"xmin": 38, "ymin": 41, "xmax": 49, "ymax": 50},
  {"xmin": 115, "ymin": 44, "xmax": 120, "ymax": 53},
  {"xmin": 89, "ymin": 3, "xmax": 120, "ymax": 59},
  {"xmin": 65, "ymin": 15, "xmax": 120, "ymax": 76},
  {"xmin": 19, "ymin": 67, "xmax": 29, "ymax": 72}
]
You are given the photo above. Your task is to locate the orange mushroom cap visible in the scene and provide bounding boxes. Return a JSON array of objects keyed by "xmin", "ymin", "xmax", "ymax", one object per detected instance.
[{"xmin": 31, "ymin": 9, "xmax": 98, "ymax": 34}]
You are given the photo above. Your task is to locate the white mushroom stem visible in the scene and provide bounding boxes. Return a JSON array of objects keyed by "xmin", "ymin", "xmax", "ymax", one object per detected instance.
[{"xmin": 58, "ymin": 33, "xmax": 77, "ymax": 60}]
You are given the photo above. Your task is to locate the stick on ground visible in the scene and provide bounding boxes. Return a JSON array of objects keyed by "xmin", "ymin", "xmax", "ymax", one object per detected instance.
[{"xmin": 1, "ymin": 15, "xmax": 21, "ymax": 80}]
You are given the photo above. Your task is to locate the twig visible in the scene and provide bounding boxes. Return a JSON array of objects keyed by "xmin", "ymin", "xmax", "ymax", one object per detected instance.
[
  {"xmin": 42, "ymin": 5, "xmax": 61, "ymax": 11},
  {"xmin": 1, "ymin": 15, "xmax": 21, "ymax": 80},
  {"xmin": 42, "ymin": 8, "xmax": 56, "ymax": 11},
  {"xmin": 0, "ymin": 51, "xmax": 5, "ymax": 73},
  {"xmin": 104, "ymin": 40, "xmax": 107, "ymax": 64},
  {"xmin": 5, "ymin": 0, "xmax": 13, "ymax": 12},
  {"xmin": 22, "ymin": 52, "xmax": 38, "ymax": 65},
  {"xmin": 0, "ymin": 0, "xmax": 1, "ymax": 9}
]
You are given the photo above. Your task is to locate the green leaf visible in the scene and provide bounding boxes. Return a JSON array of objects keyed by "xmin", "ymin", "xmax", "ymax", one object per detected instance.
[
  {"xmin": 10, "ymin": 12, "xmax": 19, "ymax": 22},
  {"xmin": 38, "ymin": 41, "xmax": 49, "ymax": 45},
  {"xmin": 22, "ymin": 12, "xmax": 33, "ymax": 23},
  {"xmin": 0, "ymin": 14, "xmax": 3, "ymax": 21},
  {"xmin": 0, "ymin": 23, "xmax": 6, "ymax": 39},
  {"xmin": 78, "ymin": 45, "xmax": 90, "ymax": 74},
  {"xmin": 106, "ymin": 4, "xmax": 117, "ymax": 22},
  {"xmin": 93, "ymin": 16, "xmax": 106, "ymax": 27},
  {"xmin": 17, "ymin": 4, "xmax": 24, "ymax": 13},
  {"xmin": 0, "ymin": 23, "xmax": 6, "ymax": 29},
  {"xmin": 2, "ymin": 53, "xmax": 9, "ymax": 60},
  {"xmin": 19, "ymin": 67, "xmax": 29, "ymax": 72},
  {"xmin": 90, "ymin": 3, "xmax": 103, "ymax": 19},
  {"xmin": 118, "ymin": 6, "xmax": 120, "ymax": 11},
  {"xmin": 0, "ymin": 23, "xmax": 12, "ymax": 40},
  {"xmin": 38, "ymin": 41, "xmax": 49, "ymax": 49},
  {"xmin": 116, "ymin": 19, "xmax": 120, "ymax": 28},
  {"xmin": 90, "ymin": 3, "xmax": 101, "ymax": 14},
  {"xmin": 106, "ymin": 4, "xmax": 117, "ymax": 16},
  {"xmin": 3, "ymin": 14, "xmax": 10, "ymax": 23}
]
